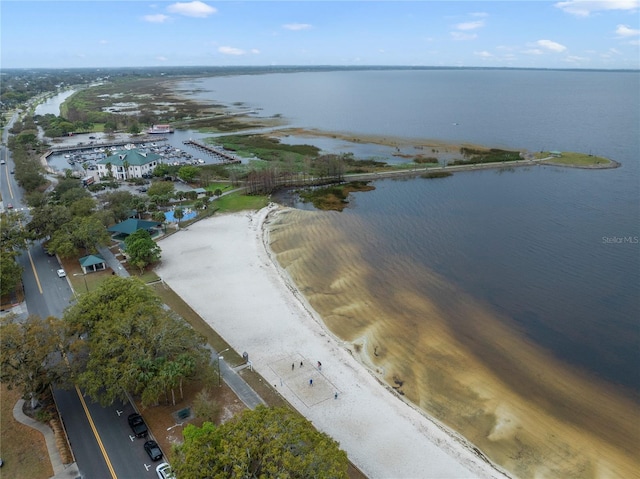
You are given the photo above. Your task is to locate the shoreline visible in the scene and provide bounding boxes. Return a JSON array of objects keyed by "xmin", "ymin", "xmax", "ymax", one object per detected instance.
[{"xmin": 156, "ymin": 206, "xmax": 512, "ymax": 479}]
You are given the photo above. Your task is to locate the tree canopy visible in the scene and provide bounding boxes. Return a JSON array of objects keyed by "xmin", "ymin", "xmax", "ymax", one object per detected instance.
[
  {"xmin": 64, "ymin": 276, "xmax": 209, "ymax": 407},
  {"xmin": 124, "ymin": 228, "xmax": 162, "ymax": 273},
  {"xmin": 0, "ymin": 315, "xmax": 66, "ymax": 407},
  {"xmin": 0, "ymin": 210, "xmax": 27, "ymax": 295},
  {"xmin": 173, "ymin": 406, "xmax": 349, "ymax": 479}
]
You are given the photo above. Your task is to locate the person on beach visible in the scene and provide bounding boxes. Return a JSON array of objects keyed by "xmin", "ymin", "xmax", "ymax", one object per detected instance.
[
  {"xmin": 309, "ymin": 378, "xmax": 313, "ymax": 386},
  {"xmin": 292, "ymin": 363, "xmax": 295, "ymax": 371},
  {"xmin": 335, "ymin": 392, "xmax": 338, "ymax": 399},
  {"xmin": 318, "ymin": 361, "xmax": 322, "ymax": 371},
  {"xmin": 300, "ymin": 361, "xmax": 303, "ymax": 367}
]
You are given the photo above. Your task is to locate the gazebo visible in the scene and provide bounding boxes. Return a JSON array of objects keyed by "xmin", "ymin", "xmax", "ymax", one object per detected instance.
[{"xmin": 79, "ymin": 254, "xmax": 107, "ymax": 274}]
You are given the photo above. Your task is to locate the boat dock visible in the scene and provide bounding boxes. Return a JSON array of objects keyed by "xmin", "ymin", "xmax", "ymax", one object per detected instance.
[
  {"xmin": 49, "ymin": 136, "xmax": 167, "ymax": 154},
  {"xmin": 183, "ymin": 139, "xmax": 242, "ymax": 164}
]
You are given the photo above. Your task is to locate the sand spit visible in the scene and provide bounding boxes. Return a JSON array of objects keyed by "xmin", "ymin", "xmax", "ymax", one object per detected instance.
[{"xmin": 156, "ymin": 205, "xmax": 511, "ymax": 479}]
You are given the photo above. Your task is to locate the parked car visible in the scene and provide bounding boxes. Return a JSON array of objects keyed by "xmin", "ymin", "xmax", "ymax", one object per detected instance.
[
  {"xmin": 56, "ymin": 269, "xmax": 66, "ymax": 278},
  {"xmin": 6, "ymin": 203, "xmax": 13, "ymax": 209},
  {"xmin": 144, "ymin": 440, "xmax": 163, "ymax": 462},
  {"xmin": 156, "ymin": 462, "xmax": 175, "ymax": 479},
  {"xmin": 127, "ymin": 413, "xmax": 148, "ymax": 438}
]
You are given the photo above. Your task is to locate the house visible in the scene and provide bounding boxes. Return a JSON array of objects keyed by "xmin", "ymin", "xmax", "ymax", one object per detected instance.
[
  {"xmin": 79, "ymin": 254, "xmax": 107, "ymax": 274},
  {"xmin": 97, "ymin": 149, "xmax": 162, "ymax": 180}
]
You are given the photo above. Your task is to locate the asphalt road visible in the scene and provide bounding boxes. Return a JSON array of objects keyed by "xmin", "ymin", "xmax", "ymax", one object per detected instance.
[{"xmin": 3, "ymin": 113, "xmax": 165, "ymax": 478}]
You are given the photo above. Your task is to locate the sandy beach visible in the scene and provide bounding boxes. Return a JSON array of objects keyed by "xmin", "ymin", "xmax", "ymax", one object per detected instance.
[{"xmin": 156, "ymin": 205, "xmax": 510, "ymax": 479}]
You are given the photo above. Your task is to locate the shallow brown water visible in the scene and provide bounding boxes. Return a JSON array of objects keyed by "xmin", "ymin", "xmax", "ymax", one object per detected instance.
[{"xmin": 268, "ymin": 207, "xmax": 639, "ymax": 479}]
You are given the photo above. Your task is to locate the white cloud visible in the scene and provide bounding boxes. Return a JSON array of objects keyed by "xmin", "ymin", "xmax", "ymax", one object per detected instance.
[
  {"xmin": 475, "ymin": 51, "xmax": 493, "ymax": 58},
  {"xmin": 283, "ymin": 23, "xmax": 312, "ymax": 31},
  {"xmin": 156, "ymin": 56, "xmax": 168, "ymax": 62},
  {"xmin": 523, "ymin": 49, "xmax": 544, "ymax": 55},
  {"xmin": 536, "ymin": 39, "xmax": 567, "ymax": 52},
  {"xmin": 554, "ymin": 0, "xmax": 639, "ymax": 17},
  {"xmin": 564, "ymin": 55, "xmax": 590, "ymax": 63},
  {"xmin": 250, "ymin": 49, "xmax": 260, "ymax": 55},
  {"xmin": 99, "ymin": 40, "xmax": 108, "ymax": 45},
  {"xmin": 456, "ymin": 20, "xmax": 485, "ymax": 31},
  {"xmin": 615, "ymin": 24, "xmax": 640, "ymax": 37},
  {"xmin": 218, "ymin": 46, "xmax": 246, "ymax": 55},
  {"xmin": 167, "ymin": 1, "xmax": 216, "ymax": 18},
  {"xmin": 471, "ymin": 12, "xmax": 489, "ymax": 17},
  {"xmin": 450, "ymin": 31, "xmax": 478, "ymax": 41},
  {"xmin": 143, "ymin": 14, "xmax": 170, "ymax": 23}
]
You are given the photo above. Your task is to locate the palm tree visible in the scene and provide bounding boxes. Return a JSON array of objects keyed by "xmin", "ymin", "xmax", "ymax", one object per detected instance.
[
  {"xmin": 151, "ymin": 211, "xmax": 167, "ymax": 234},
  {"xmin": 122, "ymin": 159, "xmax": 130, "ymax": 181},
  {"xmin": 173, "ymin": 207, "xmax": 184, "ymax": 228}
]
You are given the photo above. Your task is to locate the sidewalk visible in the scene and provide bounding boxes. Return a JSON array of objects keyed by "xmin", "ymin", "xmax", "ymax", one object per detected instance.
[
  {"xmin": 12, "ymin": 399, "xmax": 79, "ymax": 479},
  {"xmin": 206, "ymin": 346, "xmax": 266, "ymax": 410}
]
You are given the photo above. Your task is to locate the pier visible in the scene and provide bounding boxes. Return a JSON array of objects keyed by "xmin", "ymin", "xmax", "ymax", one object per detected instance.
[{"xmin": 183, "ymin": 139, "xmax": 242, "ymax": 164}]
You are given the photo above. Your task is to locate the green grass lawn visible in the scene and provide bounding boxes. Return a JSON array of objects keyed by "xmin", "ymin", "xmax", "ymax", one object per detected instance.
[
  {"xmin": 537, "ymin": 151, "xmax": 612, "ymax": 166},
  {"xmin": 213, "ymin": 192, "xmax": 270, "ymax": 213}
]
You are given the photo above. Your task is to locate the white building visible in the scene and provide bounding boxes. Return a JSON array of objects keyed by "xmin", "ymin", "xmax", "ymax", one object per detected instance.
[{"xmin": 97, "ymin": 149, "xmax": 161, "ymax": 180}]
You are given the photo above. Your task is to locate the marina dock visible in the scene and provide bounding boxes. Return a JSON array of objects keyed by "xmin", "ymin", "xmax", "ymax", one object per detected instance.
[{"xmin": 183, "ymin": 139, "xmax": 242, "ymax": 164}]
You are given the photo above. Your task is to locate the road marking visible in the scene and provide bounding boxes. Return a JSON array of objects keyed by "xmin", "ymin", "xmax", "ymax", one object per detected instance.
[
  {"xmin": 5, "ymin": 165, "xmax": 14, "ymax": 198},
  {"xmin": 27, "ymin": 248, "xmax": 44, "ymax": 294},
  {"xmin": 75, "ymin": 385, "xmax": 118, "ymax": 479}
]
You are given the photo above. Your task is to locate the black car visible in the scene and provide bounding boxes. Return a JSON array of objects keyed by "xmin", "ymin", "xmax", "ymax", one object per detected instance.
[
  {"xmin": 144, "ymin": 440, "xmax": 163, "ymax": 462},
  {"xmin": 127, "ymin": 413, "xmax": 148, "ymax": 438}
]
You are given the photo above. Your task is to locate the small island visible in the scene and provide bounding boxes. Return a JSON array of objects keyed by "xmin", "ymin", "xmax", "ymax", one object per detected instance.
[{"xmin": 535, "ymin": 150, "xmax": 618, "ymax": 168}]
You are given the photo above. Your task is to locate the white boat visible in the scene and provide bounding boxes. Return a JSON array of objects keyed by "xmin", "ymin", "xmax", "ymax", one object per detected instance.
[{"xmin": 146, "ymin": 124, "xmax": 174, "ymax": 134}]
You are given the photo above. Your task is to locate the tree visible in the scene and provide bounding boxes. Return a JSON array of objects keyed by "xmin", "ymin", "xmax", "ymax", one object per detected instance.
[
  {"xmin": 172, "ymin": 406, "xmax": 349, "ymax": 479},
  {"xmin": 124, "ymin": 229, "xmax": 162, "ymax": 273},
  {"xmin": 1, "ymin": 210, "xmax": 28, "ymax": 295},
  {"xmin": 69, "ymin": 197, "xmax": 96, "ymax": 217},
  {"xmin": 178, "ymin": 165, "xmax": 199, "ymax": 183},
  {"xmin": 151, "ymin": 211, "xmax": 167, "ymax": 233},
  {"xmin": 147, "ymin": 181, "xmax": 174, "ymax": 198},
  {"xmin": 173, "ymin": 207, "xmax": 184, "ymax": 227},
  {"xmin": 0, "ymin": 250, "xmax": 23, "ymax": 296},
  {"xmin": 49, "ymin": 215, "xmax": 111, "ymax": 258},
  {"xmin": 0, "ymin": 316, "xmax": 65, "ymax": 408},
  {"xmin": 28, "ymin": 204, "xmax": 72, "ymax": 240},
  {"xmin": 64, "ymin": 276, "xmax": 209, "ymax": 407},
  {"xmin": 122, "ymin": 159, "xmax": 130, "ymax": 181},
  {"xmin": 100, "ymin": 190, "xmax": 136, "ymax": 222}
]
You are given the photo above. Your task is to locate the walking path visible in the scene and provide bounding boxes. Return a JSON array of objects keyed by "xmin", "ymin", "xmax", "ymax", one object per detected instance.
[{"xmin": 12, "ymin": 400, "xmax": 79, "ymax": 479}]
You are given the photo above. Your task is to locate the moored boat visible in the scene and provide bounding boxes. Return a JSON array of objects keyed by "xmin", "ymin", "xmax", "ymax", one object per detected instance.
[{"xmin": 146, "ymin": 124, "xmax": 174, "ymax": 134}]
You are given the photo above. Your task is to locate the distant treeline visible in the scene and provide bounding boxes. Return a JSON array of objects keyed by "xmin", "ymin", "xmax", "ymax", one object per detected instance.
[{"xmin": 450, "ymin": 148, "xmax": 521, "ymax": 166}]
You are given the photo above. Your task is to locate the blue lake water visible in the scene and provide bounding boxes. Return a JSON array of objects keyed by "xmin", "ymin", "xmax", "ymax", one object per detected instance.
[
  {"xmin": 179, "ymin": 69, "xmax": 640, "ymax": 392},
  {"xmin": 177, "ymin": 69, "xmax": 639, "ymax": 477}
]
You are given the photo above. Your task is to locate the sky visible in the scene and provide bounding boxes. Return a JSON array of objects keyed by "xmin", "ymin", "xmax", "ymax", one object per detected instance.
[{"xmin": 1, "ymin": 1, "xmax": 639, "ymax": 70}]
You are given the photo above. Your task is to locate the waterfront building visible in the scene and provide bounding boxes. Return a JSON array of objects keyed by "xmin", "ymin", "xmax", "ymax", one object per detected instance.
[{"xmin": 97, "ymin": 149, "xmax": 161, "ymax": 180}]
